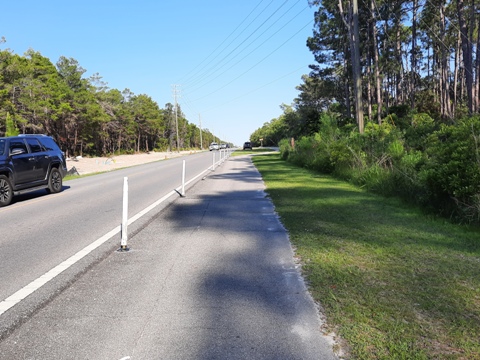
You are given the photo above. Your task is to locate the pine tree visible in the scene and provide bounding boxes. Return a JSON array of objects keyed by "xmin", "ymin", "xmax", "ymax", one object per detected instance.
[{"xmin": 5, "ymin": 112, "xmax": 19, "ymax": 137}]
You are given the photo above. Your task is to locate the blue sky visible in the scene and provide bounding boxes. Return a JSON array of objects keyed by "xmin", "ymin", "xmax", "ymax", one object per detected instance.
[{"xmin": 2, "ymin": 0, "xmax": 316, "ymax": 146}]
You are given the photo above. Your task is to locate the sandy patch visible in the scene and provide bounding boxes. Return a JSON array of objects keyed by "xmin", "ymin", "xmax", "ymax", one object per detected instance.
[{"xmin": 66, "ymin": 150, "xmax": 202, "ymax": 175}]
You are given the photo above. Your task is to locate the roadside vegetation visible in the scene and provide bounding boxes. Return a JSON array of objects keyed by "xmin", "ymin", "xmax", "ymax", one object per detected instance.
[
  {"xmin": 247, "ymin": 0, "xmax": 480, "ymax": 227},
  {"xmin": 0, "ymin": 49, "xmax": 224, "ymax": 157},
  {"xmin": 253, "ymin": 153, "xmax": 480, "ymax": 359},
  {"xmin": 271, "ymin": 113, "xmax": 480, "ymax": 226}
]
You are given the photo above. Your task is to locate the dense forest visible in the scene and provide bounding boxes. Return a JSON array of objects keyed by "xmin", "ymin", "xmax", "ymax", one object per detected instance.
[
  {"xmin": 0, "ymin": 41, "xmax": 220, "ymax": 157},
  {"xmin": 250, "ymin": 0, "xmax": 480, "ymax": 224}
]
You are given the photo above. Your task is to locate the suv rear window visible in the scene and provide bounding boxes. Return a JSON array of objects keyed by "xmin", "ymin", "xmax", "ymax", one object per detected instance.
[
  {"xmin": 38, "ymin": 137, "xmax": 60, "ymax": 151},
  {"xmin": 26, "ymin": 138, "xmax": 43, "ymax": 153},
  {"xmin": 0, "ymin": 140, "xmax": 5, "ymax": 155}
]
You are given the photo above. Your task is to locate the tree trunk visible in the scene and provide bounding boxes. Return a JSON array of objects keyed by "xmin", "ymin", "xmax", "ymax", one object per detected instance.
[
  {"xmin": 475, "ymin": 17, "xmax": 480, "ymax": 113},
  {"xmin": 339, "ymin": 3, "xmax": 352, "ymax": 120},
  {"xmin": 411, "ymin": 0, "xmax": 418, "ymax": 110},
  {"xmin": 371, "ymin": 0, "xmax": 382, "ymax": 124},
  {"xmin": 118, "ymin": 130, "xmax": 122, "ymax": 154},
  {"xmin": 457, "ymin": 0, "xmax": 474, "ymax": 114},
  {"xmin": 439, "ymin": 5, "xmax": 451, "ymax": 119},
  {"xmin": 366, "ymin": 37, "xmax": 372, "ymax": 121},
  {"xmin": 453, "ymin": 30, "xmax": 461, "ymax": 117},
  {"xmin": 396, "ymin": 22, "xmax": 403, "ymax": 104},
  {"xmin": 339, "ymin": 0, "xmax": 363, "ymax": 132}
]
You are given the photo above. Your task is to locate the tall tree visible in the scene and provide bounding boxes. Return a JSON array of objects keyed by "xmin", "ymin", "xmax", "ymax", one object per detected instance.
[{"xmin": 456, "ymin": 0, "xmax": 474, "ymax": 114}]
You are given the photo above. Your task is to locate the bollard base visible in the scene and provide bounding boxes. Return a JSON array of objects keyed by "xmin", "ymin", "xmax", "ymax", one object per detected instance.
[
  {"xmin": 174, "ymin": 189, "xmax": 185, "ymax": 197},
  {"xmin": 117, "ymin": 245, "xmax": 130, "ymax": 252}
]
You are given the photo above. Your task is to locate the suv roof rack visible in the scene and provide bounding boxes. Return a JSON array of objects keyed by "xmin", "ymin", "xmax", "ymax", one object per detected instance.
[{"xmin": 18, "ymin": 134, "xmax": 48, "ymax": 137}]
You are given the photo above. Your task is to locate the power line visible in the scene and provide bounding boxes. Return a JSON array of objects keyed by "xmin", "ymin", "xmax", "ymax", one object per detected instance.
[
  {"xmin": 184, "ymin": 2, "xmax": 308, "ymax": 95},
  {"xmin": 178, "ymin": 0, "xmax": 275, "ymax": 86},
  {"xmin": 188, "ymin": 19, "xmax": 314, "ymax": 103}
]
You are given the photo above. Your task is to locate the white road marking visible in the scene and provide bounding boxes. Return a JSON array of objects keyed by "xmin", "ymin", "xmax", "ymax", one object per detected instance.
[{"xmin": 0, "ymin": 166, "xmax": 212, "ymax": 316}]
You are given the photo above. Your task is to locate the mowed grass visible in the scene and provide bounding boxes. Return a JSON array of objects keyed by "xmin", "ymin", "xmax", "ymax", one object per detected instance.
[
  {"xmin": 232, "ymin": 147, "xmax": 276, "ymax": 156},
  {"xmin": 252, "ymin": 154, "xmax": 480, "ymax": 360}
]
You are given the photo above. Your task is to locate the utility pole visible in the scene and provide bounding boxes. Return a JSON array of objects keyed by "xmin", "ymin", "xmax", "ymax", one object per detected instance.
[
  {"xmin": 199, "ymin": 114, "xmax": 203, "ymax": 150},
  {"xmin": 172, "ymin": 85, "xmax": 180, "ymax": 152}
]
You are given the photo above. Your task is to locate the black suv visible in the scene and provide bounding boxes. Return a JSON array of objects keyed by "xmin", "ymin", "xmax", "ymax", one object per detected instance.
[
  {"xmin": 243, "ymin": 141, "xmax": 252, "ymax": 150},
  {"xmin": 0, "ymin": 134, "xmax": 67, "ymax": 206}
]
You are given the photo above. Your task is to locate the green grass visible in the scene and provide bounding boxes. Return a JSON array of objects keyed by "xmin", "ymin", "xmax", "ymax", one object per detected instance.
[
  {"xmin": 252, "ymin": 154, "xmax": 480, "ymax": 360},
  {"xmin": 232, "ymin": 147, "xmax": 277, "ymax": 156}
]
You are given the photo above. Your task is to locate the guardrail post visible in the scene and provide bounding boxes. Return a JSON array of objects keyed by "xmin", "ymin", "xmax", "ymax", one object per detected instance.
[{"xmin": 120, "ymin": 176, "xmax": 130, "ymax": 251}]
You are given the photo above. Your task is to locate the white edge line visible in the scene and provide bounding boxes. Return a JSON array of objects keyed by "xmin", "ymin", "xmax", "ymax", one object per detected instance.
[
  {"xmin": 0, "ymin": 164, "xmax": 216, "ymax": 317},
  {"xmin": 0, "ymin": 226, "xmax": 120, "ymax": 316}
]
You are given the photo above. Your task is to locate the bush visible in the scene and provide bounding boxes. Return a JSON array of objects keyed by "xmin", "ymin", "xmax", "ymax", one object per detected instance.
[
  {"xmin": 404, "ymin": 113, "xmax": 437, "ymax": 151},
  {"xmin": 423, "ymin": 116, "xmax": 480, "ymax": 221},
  {"xmin": 286, "ymin": 136, "xmax": 315, "ymax": 168},
  {"xmin": 392, "ymin": 150, "xmax": 429, "ymax": 203},
  {"xmin": 277, "ymin": 111, "xmax": 480, "ymax": 224},
  {"xmin": 278, "ymin": 138, "xmax": 291, "ymax": 160}
]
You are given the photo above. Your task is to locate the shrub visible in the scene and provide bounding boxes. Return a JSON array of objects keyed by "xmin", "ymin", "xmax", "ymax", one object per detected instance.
[
  {"xmin": 277, "ymin": 111, "xmax": 480, "ymax": 224},
  {"xmin": 392, "ymin": 150, "xmax": 429, "ymax": 203},
  {"xmin": 287, "ymin": 136, "xmax": 316, "ymax": 168},
  {"xmin": 278, "ymin": 138, "xmax": 291, "ymax": 160},
  {"xmin": 423, "ymin": 116, "xmax": 480, "ymax": 221},
  {"xmin": 404, "ymin": 113, "xmax": 437, "ymax": 151},
  {"xmin": 361, "ymin": 121, "xmax": 404, "ymax": 166}
]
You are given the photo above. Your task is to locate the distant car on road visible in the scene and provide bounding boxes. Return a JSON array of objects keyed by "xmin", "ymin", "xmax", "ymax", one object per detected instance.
[
  {"xmin": 209, "ymin": 142, "xmax": 219, "ymax": 151},
  {"xmin": 220, "ymin": 143, "xmax": 227, "ymax": 149},
  {"xmin": 0, "ymin": 134, "xmax": 67, "ymax": 206},
  {"xmin": 243, "ymin": 142, "xmax": 253, "ymax": 150}
]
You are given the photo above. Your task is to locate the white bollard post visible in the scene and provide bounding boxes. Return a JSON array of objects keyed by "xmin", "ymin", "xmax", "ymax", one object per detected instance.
[
  {"xmin": 212, "ymin": 151, "xmax": 215, "ymax": 171},
  {"xmin": 120, "ymin": 176, "xmax": 129, "ymax": 251},
  {"xmin": 181, "ymin": 159, "xmax": 186, "ymax": 196}
]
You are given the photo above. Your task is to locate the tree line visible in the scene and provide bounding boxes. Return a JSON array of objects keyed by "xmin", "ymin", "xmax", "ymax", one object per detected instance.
[
  {"xmin": 0, "ymin": 46, "xmax": 221, "ymax": 157},
  {"xmin": 250, "ymin": 0, "xmax": 480, "ymax": 224}
]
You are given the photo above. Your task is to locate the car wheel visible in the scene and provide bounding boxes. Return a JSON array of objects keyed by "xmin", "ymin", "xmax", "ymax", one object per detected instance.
[
  {"xmin": 0, "ymin": 175, "xmax": 13, "ymax": 207},
  {"xmin": 47, "ymin": 168, "xmax": 62, "ymax": 194}
]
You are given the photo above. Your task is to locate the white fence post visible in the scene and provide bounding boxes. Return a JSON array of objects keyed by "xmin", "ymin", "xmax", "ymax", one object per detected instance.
[
  {"xmin": 120, "ymin": 176, "xmax": 129, "ymax": 251},
  {"xmin": 212, "ymin": 151, "xmax": 215, "ymax": 171},
  {"xmin": 181, "ymin": 159, "xmax": 186, "ymax": 196}
]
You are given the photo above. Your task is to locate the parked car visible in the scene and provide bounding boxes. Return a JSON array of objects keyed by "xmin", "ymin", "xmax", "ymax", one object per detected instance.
[
  {"xmin": 209, "ymin": 142, "xmax": 219, "ymax": 151},
  {"xmin": 0, "ymin": 134, "xmax": 67, "ymax": 207},
  {"xmin": 243, "ymin": 141, "xmax": 252, "ymax": 150}
]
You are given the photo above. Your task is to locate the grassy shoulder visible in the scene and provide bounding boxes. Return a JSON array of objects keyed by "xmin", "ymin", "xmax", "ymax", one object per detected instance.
[
  {"xmin": 252, "ymin": 153, "xmax": 480, "ymax": 360},
  {"xmin": 232, "ymin": 147, "xmax": 277, "ymax": 156}
]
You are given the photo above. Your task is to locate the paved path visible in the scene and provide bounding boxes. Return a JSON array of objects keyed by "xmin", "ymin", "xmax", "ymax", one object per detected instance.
[{"xmin": 0, "ymin": 155, "xmax": 338, "ymax": 359}]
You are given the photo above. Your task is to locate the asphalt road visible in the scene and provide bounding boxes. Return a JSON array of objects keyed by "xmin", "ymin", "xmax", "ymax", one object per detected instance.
[
  {"xmin": 0, "ymin": 152, "xmax": 215, "ymax": 331},
  {"xmin": 0, "ymin": 152, "xmax": 338, "ymax": 359}
]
